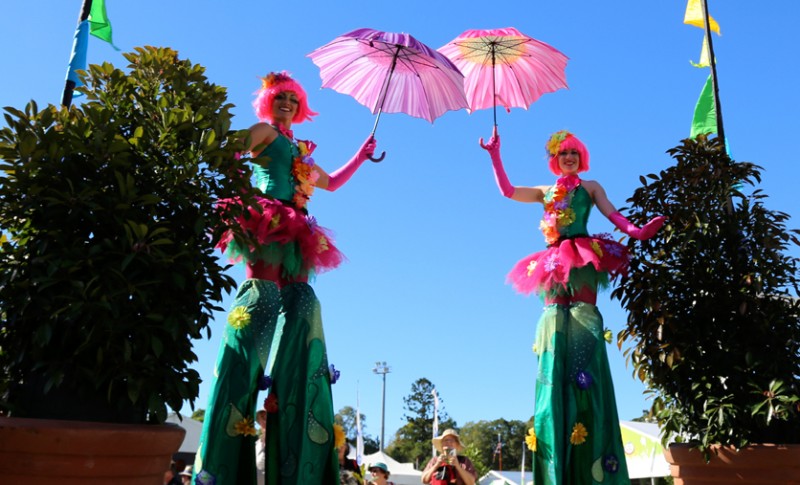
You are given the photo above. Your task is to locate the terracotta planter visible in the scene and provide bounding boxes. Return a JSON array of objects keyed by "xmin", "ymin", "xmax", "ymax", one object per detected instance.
[
  {"xmin": 664, "ymin": 443, "xmax": 800, "ymax": 484},
  {"xmin": 0, "ymin": 416, "xmax": 186, "ymax": 484}
]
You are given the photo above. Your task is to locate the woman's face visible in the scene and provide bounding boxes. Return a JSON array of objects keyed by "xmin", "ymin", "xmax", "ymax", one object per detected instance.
[
  {"xmin": 557, "ymin": 148, "xmax": 581, "ymax": 175},
  {"xmin": 370, "ymin": 469, "xmax": 388, "ymax": 481},
  {"xmin": 441, "ymin": 436, "xmax": 459, "ymax": 451},
  {"xmin": 271, "ymin": 90, "xmax": 299, "ymax": 125}
]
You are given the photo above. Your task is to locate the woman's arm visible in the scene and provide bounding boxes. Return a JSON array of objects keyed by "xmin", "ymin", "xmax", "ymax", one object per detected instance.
[
  {"xmin": 479, "ymin": 129, "xmax": 547, "ymax": 204},
  {"xmin": 583, "ymin": 179, "xmax": 617, "ymax": 217},
  {"xmin": 585, "ymin": 179, "xmax": 666, "ymax": 240},
  {"xmin": 314, "ymin": 136, "xmax": 377, "ymax": 191},
  {"xmin": 420, "ymin": 457, "xmax": 442, "ymax": 484},
  {"xmin": 247, "ymin": 122, "xmax": 279, "ymax": 157}
]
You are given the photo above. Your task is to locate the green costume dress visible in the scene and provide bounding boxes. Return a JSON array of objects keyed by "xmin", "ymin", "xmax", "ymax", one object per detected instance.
[
  {"xmin": 507, "ymin": 175, "xmax": 631, "ymax": 485},
  {"xmin": 194, "ymin": 132, "xmax": 341, "ymax": 485}
]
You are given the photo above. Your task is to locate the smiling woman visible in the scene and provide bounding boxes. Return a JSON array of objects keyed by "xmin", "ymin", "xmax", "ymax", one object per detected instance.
[
  {"xmin": 478, "ymin": 129, "xmax": 665, "ymax": 485},
  {"xmin": 192, "ymin": 71, "xmax": 380, "ymax": 485}
]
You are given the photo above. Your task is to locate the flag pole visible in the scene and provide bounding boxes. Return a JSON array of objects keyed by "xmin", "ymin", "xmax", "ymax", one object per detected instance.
[
  {"xmin": 700, "ymin": 0, "xmax": 725, "ymax": 149},
  {"xmin": 62, "ymin": 0, "xmax": 94, "ymax": 108}
]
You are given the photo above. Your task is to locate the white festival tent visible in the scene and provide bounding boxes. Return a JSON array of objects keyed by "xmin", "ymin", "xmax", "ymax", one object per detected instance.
[
  {"xmin": 478, "ymin": 421, "xmax": 670, "ymax": 485},
  {"xmin": 362, "ymin": 450, "xmax": 424, "ymax": 485}
]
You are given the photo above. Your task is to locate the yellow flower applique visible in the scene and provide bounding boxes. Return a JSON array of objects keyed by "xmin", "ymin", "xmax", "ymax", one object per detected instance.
[
  {"xmin": 570, "ymin": 422, "xmax": 588, "ymax": 445},
  {"xmin": 269, "ymin": 214, "xmax": 281, "ymax": 229},
  {"xmin": 591, "ymin": 241, "xmax": 603, "ymax": 258},
  {"xmin": 525, "ymin": 427, "xmax": 537, "ymax": 452},
  {"xmin": 297, "ymin": 140, "xmax": 310, "ymax": 156},
  {"xmin": 228, "ymin": 306, "xmax": 251, "ymax": 330},
  {"xmin": 333, "ymin": 423, "xmax": 346, "ymax": 448},
  {"xmin": 318, "ymin": 235, "xmax": 329, "ymax": 252},
  {"xmin": 526, "ymin": 260, "xmax": 537, "ymax": 276},
  {"xmin": 557, "ymin": 208, "xmax": 575, "ymax": 226},
  {"xmin": 604, "ymin": 329, "xmax": 613, "ymax": 344},
  {"xmin": 234, "ymin": 416, "xmax": 257, "ymax": 437}
]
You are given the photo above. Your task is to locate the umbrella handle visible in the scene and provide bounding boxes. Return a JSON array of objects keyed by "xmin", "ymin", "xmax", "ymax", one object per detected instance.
[{"xmin": 369, "ymin": 151, "xmax": 386, "ymax": 163}]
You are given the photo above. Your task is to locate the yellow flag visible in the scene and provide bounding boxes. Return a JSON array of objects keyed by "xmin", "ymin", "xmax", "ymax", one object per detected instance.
[
  {"xmin": 684, "ymin": 0, "xmax": 721, "ymax": 35},
  {"xmin": 690, "ymin": 34, "xmax": 711, "ymax": 68}
]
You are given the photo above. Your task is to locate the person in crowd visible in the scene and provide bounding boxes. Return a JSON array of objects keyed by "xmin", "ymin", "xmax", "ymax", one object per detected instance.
[
  {"xmin": 366, "ymin": 462, "xmax": 394, "ymax": 485},
  {"xmin": 421, "ymin": 429, "xmax": 477, "ymax": 485},
  {"xmin": 338, "ymin": 441, "xmax": 365, "ymax": 485}
]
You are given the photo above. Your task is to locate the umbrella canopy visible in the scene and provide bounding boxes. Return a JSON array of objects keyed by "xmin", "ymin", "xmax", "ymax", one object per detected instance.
[
  {"xmin": 307, "ymin": 28, "xmax": 468, "ymax": 127},
  {"xmin": 438, "ymin": 27, "xmax": 569, "ymax": 125}
]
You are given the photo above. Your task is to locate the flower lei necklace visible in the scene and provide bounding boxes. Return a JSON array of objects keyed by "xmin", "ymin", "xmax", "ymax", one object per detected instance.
[
  {"xmin": 540, "ymin": 174, "xmax": 581, "ymax": 245},
  {"xmin": 275, "ymin": 125, "xmax": 318, "ymax": 209}
]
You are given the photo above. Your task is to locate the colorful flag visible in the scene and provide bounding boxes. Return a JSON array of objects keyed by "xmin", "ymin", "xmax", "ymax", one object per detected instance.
[
  {"xmin": 690, "ymin": 34, "xmax": 711, "ymax": 68},
  {"xmin": 684, "ymin": 0, "xmax": 721, "ymax": 35},
  {"xmin": 66, "ymin": 20, "xmax": 90, "ymax": 86},
  {"xmin": 691, "ymin": 74, "xmax": 717, "ymax": 138},
  {"xmin": 431, "ymin": 388, "xmax": 439, "ymax": 458},
  {"xmin": 89, "ymin": 0, "xmax": 119, "ymax": 49},
  {"xmin": 356, "ymin": 387, "xmax": 364, "ymax": 466}
]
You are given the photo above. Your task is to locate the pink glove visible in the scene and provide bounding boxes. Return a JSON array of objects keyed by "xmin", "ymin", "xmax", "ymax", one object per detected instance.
[
  {"xmin": 609, "ymin": 212, "xmax": 666, "ymax": 240},
  {"xmin": 326, "ymin": 136, "xmax": 377, "ymax": 192},
  {"xmin": 479, "ymin": 128, "xmax": 514, "ymax": 198}
]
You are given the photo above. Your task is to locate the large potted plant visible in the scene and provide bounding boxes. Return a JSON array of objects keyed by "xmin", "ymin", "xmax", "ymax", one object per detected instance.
[
  {"xmin": 612, "ymin": 135, "xmax": 800, "ymax": 483},
  {"xmin": 0, "ymin": 46, "xmax": 255, "ymax": 482}
]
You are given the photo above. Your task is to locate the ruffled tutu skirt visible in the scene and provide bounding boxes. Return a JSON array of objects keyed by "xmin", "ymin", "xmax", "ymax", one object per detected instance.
[
  {"xmin": 507, "ymin": 235, "xmax": 629, "ymax": 297},
  {"xmin": 215, "ymin": 196, "xmax": 344, "ymax": 279}
]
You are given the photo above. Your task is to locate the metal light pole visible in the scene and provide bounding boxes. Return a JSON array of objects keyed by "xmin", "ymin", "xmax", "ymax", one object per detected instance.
[{"xmin": 372, "ymin": 361, "xmax": 391, "ymax": 451}]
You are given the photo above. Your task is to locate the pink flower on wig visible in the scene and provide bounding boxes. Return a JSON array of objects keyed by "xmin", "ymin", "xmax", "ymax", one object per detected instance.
[{"xmin": 253, "ymin": 71, "xmax": 318, "ymax": 124}]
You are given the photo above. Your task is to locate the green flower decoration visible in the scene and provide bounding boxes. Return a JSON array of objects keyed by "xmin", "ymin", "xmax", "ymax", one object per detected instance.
[{"xmin": 228, "ymin": 306, "xmax": 251, "ymax": 330}]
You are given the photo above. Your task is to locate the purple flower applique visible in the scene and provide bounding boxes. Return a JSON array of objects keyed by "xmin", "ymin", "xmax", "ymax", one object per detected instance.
[
  {"xmin": 302, "ymin": 155, "xmax": 315, "ymax": 166},
  {"xmin": 195, "ymin": 470, "xmax": 216, "ymax": 485},
  {"xmin": 258, "ymin": 374, "xmax": 273, "ymax": 391},
  {"xmin": 544, "ymin": 254, "xmax": 560, "ymax": 273},
  {"xmin": 576, "ymin": 370, "xmax": 593, "ymax": 390},
  {"xmin": 603, "ymin": 454, "xmax": 620, "ymax": 473},
  {"xmin": 604, "ymin": 242, "xmax": 624, "ymax": 258},
  {"xmin": 554, "ymin": 199, "xmax": 569, "ymax": 211},
  {"xmin": 306, "ymin": 215, "xmax": 318, "ymax": 234},
  {"xmin": 329, "ymin": 364, "xmax": 340, "ymax": 384}
]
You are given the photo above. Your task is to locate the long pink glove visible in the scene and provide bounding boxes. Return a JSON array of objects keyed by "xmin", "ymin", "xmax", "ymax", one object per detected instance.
[
  {"xmin": 326, "ymin": 136, "xmax": 378, "ymax": 192},
  {"xmin": 609, "ymin": 212, "xmax": 666, "ymax": 240},
  {"xmin": 479, "ymin": 128, "xmax": 514, "ymax": 198}
]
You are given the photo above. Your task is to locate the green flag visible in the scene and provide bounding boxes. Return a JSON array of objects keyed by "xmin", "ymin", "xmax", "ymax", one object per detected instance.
[
  {"xmin": 691, "ymin": 74, "xmax": 717, "ymax": 138},
  {"xmin": 89, "ymin": 0, "xmax": 118, "ymax": 48}
]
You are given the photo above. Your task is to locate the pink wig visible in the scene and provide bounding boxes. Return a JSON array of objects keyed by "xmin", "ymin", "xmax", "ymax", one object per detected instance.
[
  {"xmin": 546, "ymin": 131, "xmax": 590, "ymax": 176},
  {"xmin": 253, "ymin": 71, "xmax": 318, "ymax": 124}
]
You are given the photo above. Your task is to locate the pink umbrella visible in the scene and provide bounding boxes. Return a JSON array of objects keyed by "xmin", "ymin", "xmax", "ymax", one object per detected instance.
[
  {"xmin": 438, "ymin": 27, "xmax": 569, "ymax": 128},
  {"xmin": 308, "ymin": 28, "xmax": 468, "ymax": 161}
]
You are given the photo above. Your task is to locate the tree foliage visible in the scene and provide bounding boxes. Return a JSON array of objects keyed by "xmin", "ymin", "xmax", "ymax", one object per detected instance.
[
  {"xmin": 0, "ymin": 46, "xmax": 256, "ymax": 424},
  {"xmin": 335, "ymin": 406, "xmax": 379, "ymax": 454},
  {"xmin": 460, "ymin": 418, "xmax": 532, "ymax": 475},
  {"xmin": 613, "ymin": 135, "xmax": 800, "ymax": 450},
  {"xmin": 387, "ymin": 378, "xmax": 456, "ymax": 468}
]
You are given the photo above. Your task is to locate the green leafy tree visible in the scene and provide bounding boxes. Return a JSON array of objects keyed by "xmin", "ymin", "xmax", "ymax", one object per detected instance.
[
  {"xmin": 460, "ymin": 418, "xmax": 531, "ymax": 473},
  {"xmin": 387, "ymin": 378, "xmax": 456, "ymax": 468},
  {"xmin": 0, "ymin": 46, "xmax": 255, "ymax": 424},
  {"xmin": 614, "ymin": 135, "xmax": 800, "ymax": 451},
  {"xmin": 335, "ymin": 405, "xmax": 379, "ymax": 454}
]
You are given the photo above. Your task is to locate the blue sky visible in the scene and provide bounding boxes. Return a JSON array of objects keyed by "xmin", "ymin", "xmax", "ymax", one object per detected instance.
[{"xmin": 3, "ymin": 1, "xmax": 799, "ymax": 449}]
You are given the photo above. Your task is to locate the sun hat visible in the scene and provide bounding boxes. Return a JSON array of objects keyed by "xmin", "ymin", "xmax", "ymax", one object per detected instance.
[
  {"xmin": 432, "ymin": 428, "xmax": 464, "ymax": 452},
  {"xmin": 369, "ymin": 462, "xmax": 390, "ymax": 475},
  {"xmin": 179, "ymin": 465, "xmax": 193, "ymax": 477}
]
